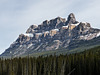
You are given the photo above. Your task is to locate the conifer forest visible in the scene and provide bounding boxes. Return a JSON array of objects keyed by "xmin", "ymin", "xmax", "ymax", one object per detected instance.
[{"xmin": 0, "ymin": 46, "xmax": 100, "ymax": 75}]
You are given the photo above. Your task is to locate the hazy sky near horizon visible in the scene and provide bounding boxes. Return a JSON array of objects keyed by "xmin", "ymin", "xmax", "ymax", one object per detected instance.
[{"xmin": 0, "ymin": 0, "xmax": 100, "ymax": 54}]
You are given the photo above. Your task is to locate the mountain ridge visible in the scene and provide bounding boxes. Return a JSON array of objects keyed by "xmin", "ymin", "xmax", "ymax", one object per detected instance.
[{"xmin": 1, "ymin": 13, "xmax": 100, "ymax": 57}]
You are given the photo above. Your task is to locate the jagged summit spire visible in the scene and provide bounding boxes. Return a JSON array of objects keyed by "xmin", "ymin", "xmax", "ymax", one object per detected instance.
[
  {"xmin": 68, "ymin": 13, "xmax": 75, "ymax": 18},
  {"xmin": 66, "ymin": 13, "xmax": 78, "ymax": 24}
]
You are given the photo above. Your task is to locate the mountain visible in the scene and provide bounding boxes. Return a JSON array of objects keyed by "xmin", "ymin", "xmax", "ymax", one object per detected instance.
[{"xmin": 1, "ymin": 13, "xmax": 100, "ymax": 57}]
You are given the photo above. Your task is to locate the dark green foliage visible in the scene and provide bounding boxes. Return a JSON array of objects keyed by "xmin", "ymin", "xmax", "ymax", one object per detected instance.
[{"xmin": 0, "ymin": 46, "xmax": 100, "ymax": 75}]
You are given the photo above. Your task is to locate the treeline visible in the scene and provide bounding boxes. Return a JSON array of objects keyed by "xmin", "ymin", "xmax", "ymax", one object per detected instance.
[{"xmin": 0, "ymin": 46, "xmax": 100, "ymax": 75}]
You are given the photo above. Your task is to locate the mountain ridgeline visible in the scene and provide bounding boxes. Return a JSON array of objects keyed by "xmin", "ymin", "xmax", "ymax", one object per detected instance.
[{"xmin": 1, "ymin": 13, "xmax": 100, "ymax": 57}]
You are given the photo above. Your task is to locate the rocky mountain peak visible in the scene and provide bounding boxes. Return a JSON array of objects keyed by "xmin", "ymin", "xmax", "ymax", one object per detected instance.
[
  {"xmin": 1, "ymin": 13, "xmax": 100, "ymax": 57},
  {"xmin": 43, "ymin": 20, "xmax": 49, "ymax": 25},
  {"xmin": 26, "ymin": 24, "xmax": 38, "ymax": 33},
  {"xmin": 55, "ymin": 17, "xmax": 66, "ymax": 22},
  {"xmin": 69, "ymin": 13, "xmax": 75, "ymax": 18},
  {"xmin": 67, "ymin": 13, "xmax": 78, "ymax": 24},
  {"xmin": 49, "ymin": 17, "xmax": 66, "ymax": 25}
]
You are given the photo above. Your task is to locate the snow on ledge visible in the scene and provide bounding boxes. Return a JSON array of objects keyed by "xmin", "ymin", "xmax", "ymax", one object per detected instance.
[
  {"xmin": 71, "ymin": 23, "xmax": 80, "ymax": 26},
  {"xmin": 35, "ymin": 33, "xmax": 43, "ymax": 35},
  {"xmin": 52, "ymin": 29, "xmax": 59, "ymax": 31},
  {"xmin": 96, "ymin": 32, "xmax": 100, "ymax": 37},
  {"xmin": 44, "ymin": 31, "xmax": 50, "ymax": 33},
  {"xmin": 62, "ymin": 26, "xmax": 68, "ymax": 28},
  {"xmin": 24, "ymin": 33, "xmax": 33, "ymax": 37},
  {"xmin": 81, "ymin": 22, "xmax": 87, "ymax": 25}
]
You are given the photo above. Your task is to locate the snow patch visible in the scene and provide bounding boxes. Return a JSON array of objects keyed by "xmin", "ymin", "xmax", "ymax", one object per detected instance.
[
  {"xmin": 52, "ymin": 29, "xmax": 59, "ymax": 31},
  {"xmin": 79, "ymin": 33, "xmax": 97, "ymax": 40},
  {"xmin": 81, "ymin": 22, "xmax": 87, "ymax": 25},
  {"xmin": 71, "ymin": 23, "xmax": 80, "ymax": 26},
  {"xmin": 27, "ymin": 43, "xmax": 33, "ymax": 48},
  {"xmin": 44, "ymin": 31, "xmax": 50, "ymax": 33},
  {"xmin": 96, "ymin": 32, "xmax": 100, "ymax": 37},
  {"xmin": 33, "ymin": 24, "xmax": 38, "ymax": 26},
  {"xmin": 19, "ymin": 45, "xmax": 22, "ymax": 47},
  {"xmin": 24, "ymin": 33, "xmax": 33, "ymax": 37},
  {"xmin": 62, "ymin": 26, "xmax": 68, "ymax": 28},
  {"xmin": 35, "ymin": 33, "xmax": 43, "ymax": 35}
]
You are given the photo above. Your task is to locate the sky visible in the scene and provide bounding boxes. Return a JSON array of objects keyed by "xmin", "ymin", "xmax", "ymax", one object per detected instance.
[{"xmin": 0, "ymin": 0, "xmax": 100, "ymax": 54}]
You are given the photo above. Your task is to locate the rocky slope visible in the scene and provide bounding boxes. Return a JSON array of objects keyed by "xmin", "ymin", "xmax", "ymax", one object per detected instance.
[{"xmin": 1, "ymin": 13, "xmax": 100, "ymax": 57}]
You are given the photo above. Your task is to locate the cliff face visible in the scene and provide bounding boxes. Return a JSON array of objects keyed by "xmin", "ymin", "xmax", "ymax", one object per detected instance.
[{"xmin": 1, "ymin": 13, "xmax": 100, "ymax": 57}]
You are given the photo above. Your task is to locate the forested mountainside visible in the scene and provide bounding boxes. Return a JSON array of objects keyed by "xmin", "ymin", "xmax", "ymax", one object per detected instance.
[
  {"xmin": 1, "ymin": 13, "xmax": 100, "ymax": 57},
  {"xmin": 0, "ymin": 46, "xmax": 100, "ymax": 75}
]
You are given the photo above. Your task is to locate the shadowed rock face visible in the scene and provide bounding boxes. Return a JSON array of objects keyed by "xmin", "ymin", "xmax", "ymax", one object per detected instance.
[
  {"xmin": 1, "ymin": 13, "xmax": 100, "ymax": 57},
  {"xmin": 66, "ymin": 13, "xmax": 79, "ymax": 24}
]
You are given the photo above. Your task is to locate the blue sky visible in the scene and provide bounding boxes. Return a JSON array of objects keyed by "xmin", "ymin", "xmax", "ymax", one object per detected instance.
[{"xmin": 0, "ymin": 0, "xmax": 100, "ymax": 54}]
